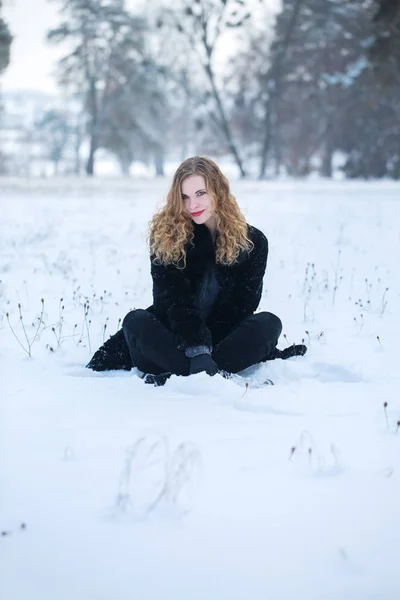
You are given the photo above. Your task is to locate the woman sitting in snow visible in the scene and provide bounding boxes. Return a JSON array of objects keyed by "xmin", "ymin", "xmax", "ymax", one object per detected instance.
[{"xmin": 87, "ymin": 156, "xmax": 306, "ymax": 385}]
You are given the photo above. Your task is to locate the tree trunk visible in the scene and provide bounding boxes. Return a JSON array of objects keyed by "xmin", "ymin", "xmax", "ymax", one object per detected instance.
[
  {"xmin": 259, "ymin": 0, "xmax": 305, "ymax": 179},
  {"xmin": 204, "ymin": 63, "xmax": 246, "ymax": 178},
  {"xmin": 259, "ymin": 97, "xmax": 273, "ymax": 179},
  {"xmin": 154, "ymin": 145, "xmax": 164, "ymax": 176},
  {"xmin": 321, "ymin": 142, "xmax": 333, "ymax": 178},
  {"xmin": 119, "ymin": 157, "xmax": 131, "ymax": 176},
  {"xmin": 273, "ymin": 123, "xmax": 282, "ymax": 176},
  {"xmin": 75, "ymin": 144, "xmax": 81, "ymax": 175},
  {"xmin": 320, "ymin": 118, "xmax": 334, "ymax": 178},
  {"xmin": 74, "ymin": 122, "xmax": 83, "ymax": 175},
  {"xmin": 86, "ymin": 135, "xmax": 96, "ymax": 176},
  {"xmin": 86, "ymin": 78, "xmax": 98, "ymax": 176}
]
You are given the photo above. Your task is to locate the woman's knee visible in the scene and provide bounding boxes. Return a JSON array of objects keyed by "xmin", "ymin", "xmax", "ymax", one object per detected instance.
[
  {"xmin": 122, "ymin": 308, "xmax": 149, "ymax": 335},
  {"xmin": 255, "ymin": 311, "xmax": 283, "ymax": 338}
]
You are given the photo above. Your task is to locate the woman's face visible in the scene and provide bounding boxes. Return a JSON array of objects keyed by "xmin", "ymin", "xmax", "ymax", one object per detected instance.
[{"xmin": 181, "ymin": 175, "xmax": 214, "ymax": 225}]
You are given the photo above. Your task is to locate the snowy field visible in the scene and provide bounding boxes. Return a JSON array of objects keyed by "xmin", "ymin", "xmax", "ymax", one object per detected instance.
[{"xmin": 1, "ymin": 177, "xmax": 400, "ymax": 600}]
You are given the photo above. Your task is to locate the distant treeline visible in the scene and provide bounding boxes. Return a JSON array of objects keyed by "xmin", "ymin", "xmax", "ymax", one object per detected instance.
[{"xmin": 1, "ymin": 0, "xmax": 399, "ymax": 178}]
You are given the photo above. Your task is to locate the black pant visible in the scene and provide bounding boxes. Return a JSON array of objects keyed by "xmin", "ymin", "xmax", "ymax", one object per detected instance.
[{"xmin": 122, "ymin": 309, "xmax": 282, "ymax": 376}]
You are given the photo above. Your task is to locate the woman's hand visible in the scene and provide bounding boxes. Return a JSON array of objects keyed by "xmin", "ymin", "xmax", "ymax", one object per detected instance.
[{"xmin": 189, "ymin": 354, "xmax": 218, "ymax": 376}]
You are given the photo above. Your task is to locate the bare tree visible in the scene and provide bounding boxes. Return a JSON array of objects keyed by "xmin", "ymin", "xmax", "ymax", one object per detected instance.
[
  {"xmin": 159, "ymin": 0, "xmax": 254, "ymax": 177},
  {"xmin": 220, "ymin": 26, "xmax": 274, "ymax": 169}
]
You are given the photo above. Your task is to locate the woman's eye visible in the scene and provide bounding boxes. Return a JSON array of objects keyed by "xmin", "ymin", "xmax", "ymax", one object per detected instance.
[{"xmin": 197, "ymin": 191, "xmax": 205, "ymax": 196}]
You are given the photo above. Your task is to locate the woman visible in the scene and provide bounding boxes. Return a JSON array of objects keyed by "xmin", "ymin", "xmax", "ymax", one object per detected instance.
[{"xmin": 87, "ymin": 156, "xmax": 306, "ymax": 385}]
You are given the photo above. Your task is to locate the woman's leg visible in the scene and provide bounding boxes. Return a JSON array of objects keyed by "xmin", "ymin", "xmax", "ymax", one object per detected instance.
[
  {"xmin": 122, "ymin": 309, "xmax": 190, "ymax": 376},
  {"xmin": 212, "ymin": 312, "xmax": 282, "ymax": 374}
]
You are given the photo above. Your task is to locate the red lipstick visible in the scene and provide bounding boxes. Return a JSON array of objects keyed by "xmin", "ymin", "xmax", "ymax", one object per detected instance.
[{"xmin": 191, "ymin": 210, "xmax": 205, "ymax": 217}]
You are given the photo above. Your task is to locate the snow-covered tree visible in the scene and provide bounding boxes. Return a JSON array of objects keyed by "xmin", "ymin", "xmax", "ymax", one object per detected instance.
[
  {"xmin": 35, "ymin": 110, "xmax": 71, "ymax": 175},
  {"xmin": 48, "ymin": 0, "xmax": 159, "ymax": 176},
  {"xmin": 370, "ymin": 0, "xmax": 400, "ymax": 84},
  {"xmin": 256, "ymin": 0, "xmax": 400, "ymax": 178},
  {"xmin": 100, "ymin": 59, "xmax": 168, "ymax": 175}
]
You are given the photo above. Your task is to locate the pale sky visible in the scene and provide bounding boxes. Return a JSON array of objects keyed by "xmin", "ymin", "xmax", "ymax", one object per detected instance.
[
  {"xmin": 2, "ymin": 0, "xmax": 61, "ymax": 93},
  {"xmin": 1, "ymin": 0, "xmax": 276, "ymax": 94},
  {"xmin": 1, "ymin": 0, "xmax": 153, "ymax": 93}
]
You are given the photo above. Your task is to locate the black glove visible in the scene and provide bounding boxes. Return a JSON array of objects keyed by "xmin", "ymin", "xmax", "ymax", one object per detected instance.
[{"xmin": 189, "ymin": 353, "xmax": 218, "ymax": 376}]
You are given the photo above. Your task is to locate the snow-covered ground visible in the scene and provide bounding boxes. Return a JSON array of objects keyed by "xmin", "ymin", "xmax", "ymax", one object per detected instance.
[{"xmin": 1, "ymin": 177, "xmax": 400, "ymax": 600}]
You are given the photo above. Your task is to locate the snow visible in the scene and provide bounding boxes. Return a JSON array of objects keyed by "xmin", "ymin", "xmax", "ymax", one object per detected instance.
[
  {"xmin": 1, "ymin": 177, "xmax": 400, "ymax": 600},
  {"xmin": 321, "ymin": 56, "xmax": 369, "ymax": 88}
]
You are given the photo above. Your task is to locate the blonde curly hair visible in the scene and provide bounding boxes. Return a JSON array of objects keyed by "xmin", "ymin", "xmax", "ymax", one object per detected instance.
[{"xmin": 149, "ymin": 156, "xmax": 253, "ymax": 266}]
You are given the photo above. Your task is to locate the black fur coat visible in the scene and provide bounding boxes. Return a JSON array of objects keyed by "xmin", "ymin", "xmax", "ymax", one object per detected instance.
[{"xmin": 87, "ymin": 223, "xmax": 268, "ymax": 371}]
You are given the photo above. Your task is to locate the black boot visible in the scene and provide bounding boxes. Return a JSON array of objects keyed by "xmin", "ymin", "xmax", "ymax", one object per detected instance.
[
  {"xmin": 86, "ymin": 329, "xmax": 133, "ymax": 372},
  {"xmin": 142, "ymin": 372, "xmax": 172, "ymax": 387},
  {"xmin": 86, "ymin": 348, "xmax": 132, "ymax": 371},
  {"xmin": 274, "ymin": 344, "xmax": 307, "ymax": 360}
]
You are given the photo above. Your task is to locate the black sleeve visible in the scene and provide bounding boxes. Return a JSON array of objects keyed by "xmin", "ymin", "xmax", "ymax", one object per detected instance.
[
  {"xmin": 151, "ymin": 258, "xmax": 212, "ymax": 352},
  {"xmin": 206, "ymin": 231, "xmax": 268, "ymax": 342}
]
